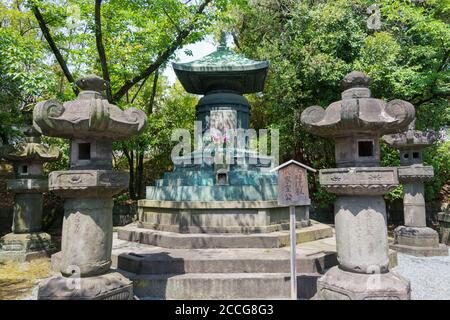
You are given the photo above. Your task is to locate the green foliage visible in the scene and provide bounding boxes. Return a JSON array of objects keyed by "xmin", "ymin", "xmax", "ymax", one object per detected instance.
[
  {"xmin": 1, "ymin": 0, "xmax": 230, "ymax": 198},
  {"xmin": 424, "ymin": 138, "xmax": 450, "ymax": 202},
  {"xmin": 226, "ymin": 0, "xmax": 450, "ymax": 205},
  {"xmin": 114, "ymin": 79, "xmax": 197, "ymax": 198},
  {"xmin": 42, "ymin": 136, "xmax": 69, "ymax": 173},
  {"xmin": 20, "ymin": 0, "xmax": 231, "ymax": 101},
  {"xmin": 0, "ymin": 1, "xmax": 58, "ymax": 143}
]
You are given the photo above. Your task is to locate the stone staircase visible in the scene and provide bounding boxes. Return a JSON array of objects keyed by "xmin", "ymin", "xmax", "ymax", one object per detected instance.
[
  {"xmin": 111, "ymin": 222, "xmax": 338, "ymax": 299},
  {"xmin": 49, "ymin": 221, "xmax": 398, "ymax": 300}
]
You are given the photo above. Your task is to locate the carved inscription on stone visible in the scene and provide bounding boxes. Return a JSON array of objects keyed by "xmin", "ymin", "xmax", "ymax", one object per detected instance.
[
  {"xmin": 210, "ymin": 110, "xmax": 237, "ymax": 134},
  {"xmin": 277, "ymin": 164, "xmax": 310, "ymax": 206}
]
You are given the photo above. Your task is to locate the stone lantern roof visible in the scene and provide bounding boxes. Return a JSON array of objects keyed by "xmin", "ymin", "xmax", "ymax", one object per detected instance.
[
  {"xmin": 173, "ymin": 35, "xmax": 269, "ymax": 94},
  {"xmin": 0, "ymin": 127, "xmax": 60, "ymax": 164},
  {"xmin": 383, "ymin": 121, "xmax": 436, "ymax": 149},
  {"xmin": 301, "ymin": 71, "xmax": 415, "ymax": 137},
  {"xmin": 33, "ymin": 75, "xmax": 147, "ymax": 140}
]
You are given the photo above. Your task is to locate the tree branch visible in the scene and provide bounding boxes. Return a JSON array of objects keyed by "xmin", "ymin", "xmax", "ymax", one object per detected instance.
[
  {"xmin": 163, "ymin": 7, "xmax": 182, "ymax": 33},
  {"xmin": 112, "ymin": 0, "xmax": 212, "ymax": 102},
  {"xmin": 95, "ymin": 0, "xmax": 113, "ymax": 102},
  {"xmin": 31, "ymin": 5, "xmax": 78, "ymax": 95},
  {"xmin": 147, "ymin": 69, "xmax": 159, "ymax": 115},
  {"xmin": 131, "ymin": 76, "xmax": 150, "ymax": 104}
]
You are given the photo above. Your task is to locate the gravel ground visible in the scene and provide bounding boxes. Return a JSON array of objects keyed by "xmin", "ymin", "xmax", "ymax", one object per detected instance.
[{"xmin": 392, "ymin": 248, "xmax": 450, "ymax": 300}]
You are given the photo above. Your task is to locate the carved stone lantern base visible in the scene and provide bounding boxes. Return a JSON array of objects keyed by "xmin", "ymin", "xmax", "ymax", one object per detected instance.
[
  {"xmin": 314, "ymin": 167, "xmax": 412, "ymax": 300},
  {"xmin": 314, "ymin": 266, "xmax": 410, "ymax": 300},
  {"xmin": 0, "ymin": 178, "xmax": 55, "ymax": 262},
  {"xmin": 391, "ymin": 226, "xmax": 448, "ymax": 257},
  {"xmin": 438, "ymin": 212, "xmax": 450, "ymax": 246},
  {"xmin": 388, "ymin": 166, "xmax": 448, "ymax": 257},
  {"xmin": 38, "ymin": 271, "xmax": 133, "ymax": 300},
  {"xmin": 0, "ymin": 232, "xmax": 54, "ymax": 262}
]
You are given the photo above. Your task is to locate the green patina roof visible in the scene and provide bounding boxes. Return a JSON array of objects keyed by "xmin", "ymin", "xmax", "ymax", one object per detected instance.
[
  {"xmin": 173, "ymin": 39, "xmax": 269, "ymax": 95},
  {"xmin": 173, "ymin": 47, "xmax": 269, "ymax": 73}
]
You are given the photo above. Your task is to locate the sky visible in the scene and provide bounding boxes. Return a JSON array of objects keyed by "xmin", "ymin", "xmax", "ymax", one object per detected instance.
[{"xmin": 163, "ymin": 35, "xmax": 235, "ymax": 85}]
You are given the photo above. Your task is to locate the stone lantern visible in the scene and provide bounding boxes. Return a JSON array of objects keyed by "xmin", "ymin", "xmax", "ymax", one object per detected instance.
[
  {"xmin": 33, "ymin": 75, "xmax": 147, "ymax": 300},
  {"xmin": 0, "ymin": 127, "xmax": 60, "ymax": 262},
  {"xmin": 383, "ymin": 122, "xmax": 448, "ymax": 256},
  {"xmin": 301, "ymin": 71, "xmax": 415, "ymax": 300}
]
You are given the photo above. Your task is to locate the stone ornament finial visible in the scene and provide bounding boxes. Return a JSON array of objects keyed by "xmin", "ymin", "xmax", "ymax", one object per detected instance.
[
  {"xmin": 341, "ymin": 71, "xmax": 372, "ymax": 90},
  {"xmin": 218, "ymin": 31, "xmax": 228, "ymax": 50},
  {"xmin": 383, "ymin": 120, "xmax": 436, "ymax": 149},
  {"xmin": 301, "ymin": 71, "xmax": 415, "ymax": 136},
  {"xmin": 75, "ymin": 75, "xmax": 109, "ymax": 93},
  {"xmin": 33, "ymin": 75, "xmax": 147, "ymax": 140}
]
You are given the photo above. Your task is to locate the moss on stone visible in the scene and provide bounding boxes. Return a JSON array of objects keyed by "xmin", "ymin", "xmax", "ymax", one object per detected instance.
[{"xmin": 0, "ymin": 258, "xmax": 52, "ymax": 300}]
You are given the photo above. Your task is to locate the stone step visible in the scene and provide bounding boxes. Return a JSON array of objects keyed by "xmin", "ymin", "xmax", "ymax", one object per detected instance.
[
  {"xmin": 111, "ymin": 241, "xmax": 338, "ymax": 275},
  {"xmin": 117, "ymin": 222, "xmax": 334, "ymax": 249},
  {"xmin": 123, "ymin": 271, "xmax": 322, "ymax": 300}
]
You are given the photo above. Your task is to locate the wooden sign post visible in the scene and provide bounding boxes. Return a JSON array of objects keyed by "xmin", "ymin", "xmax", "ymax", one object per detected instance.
[{"xmin": 272, "ymin": 160, "xmax": 316, "ymax": 300}]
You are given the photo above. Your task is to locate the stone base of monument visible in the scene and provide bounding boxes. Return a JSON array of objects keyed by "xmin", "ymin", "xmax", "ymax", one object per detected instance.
[
  {"xmin": 117, "ymin": 220, "xmax": 332, "ymax": 249},
  {"xmin": 37, "ymin": 271, "xmax": 133, "ymax": 300},
  {"xmin": 390, "ymin": 226, "xmax": 448, "ymax": 257},
  {"xmin": 0, "ymin": 232, "xmax": 54, "ymax": 262},
  {"xmin": 438, "ymin": 212, "xmax": 450, "ymax": 246},
  {"xmin": 110, "ymin": 232, "xmax": 337, "ymax": 299},
  {"xmin": 81, "ymin": 228, "xmax": 397, "ymax": 300},
  {"xmin": 313, "ymin": 266, "xmax": 411, "ymax": 300},
  {"xmin": 49, "ymin": 230, "xmax": 398, "ymax": 300},
  {"xmin": 137, "ymin": 200, "xmax": 310, "ymax": 234}
]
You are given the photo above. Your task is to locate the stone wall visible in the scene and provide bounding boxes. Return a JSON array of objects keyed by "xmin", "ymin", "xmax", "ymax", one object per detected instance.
[{"xmin": 113, "ymin": 203, "xmax": 137, "ymax": 226}]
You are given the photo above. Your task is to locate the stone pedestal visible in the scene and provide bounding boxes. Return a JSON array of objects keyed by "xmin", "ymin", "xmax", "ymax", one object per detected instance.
[
  {"xmin": 313, "ymin": 168, "xmax": 410, "ymax": 299},
  {"xmin": 0, "ymin": 127, "xmax": 60, "ymax": 262},
  {"xmin": 33, "ymin": 75, "xmax": 146, "ymax": 300},
  {"xmin": 314, "ymin": 266, "xmax": 410, "ymax": 300},
  {"xmin": 334, "ymin": 196, "xmax": 390, "ymax": 273},
  {"xmin": 392, "ymin": 226, "xmax": 448, "ymax": 256},
  {"xmin": 438, "ymin": 212, "xmax": 450, "ymax": 246},
  {"xmin": 383, "ymin": 130, "xmax": 448, "ymax": 257},
  {"xmin": 301, "ymin": 71, "xmax": 414, "ymax": 300},
  {"xmin": 36, "ymin": 167, "xmax": 134, "ymax": 300},
  {"xmin": 390, "ymin": 170, "xmax": 447, "ymax": 256},
  {"xmin": 38, "ymin": 271, "xmax": 133, "ymax": 300},
  {"xmin": 0, "ymin": 179, "xmax": 54, "ymax": 262}
]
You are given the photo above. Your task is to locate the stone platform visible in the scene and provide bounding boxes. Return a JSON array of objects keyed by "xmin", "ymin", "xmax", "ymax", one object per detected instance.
[
  {"xmin": 108, "ymin": 230, "xmax": 397, "ymax": 300},
  {"xmin": 111, "ymin": 233, "xmax": 337, "ymax": 299},
  {"xmin": 390, "ymin": 243, "xmax": 448, "ymax": 257},
  {"xmin": 0, "ymin": 232, "xmax": 54, "ymax": 262},
  {"xmin": 390, "ymin": 226, "xmax": 448, "ymax": 257},
  {"xmin": 438, "ymin": 212, "xmax": 450, "ymax": 246},
  {"xmin": 138, "ymin": 200, "xmax": 310, "ymax": 234},
  {"xmin": 117, "ymin": 220, "xmax": 333, "ymax": 249}
]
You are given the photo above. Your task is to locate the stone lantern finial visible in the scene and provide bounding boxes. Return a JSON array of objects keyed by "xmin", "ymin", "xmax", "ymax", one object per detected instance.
[
  {"xmin": 75, "ymin": 75, "xmax": 109, "ymax": 93},
  {"xmin": 341, "ymin": 71, "xmax": 372, "ymax": 90},
  {"xmin": 218, "ymin": 31, "xmax": 228, "ymax": 50}
]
